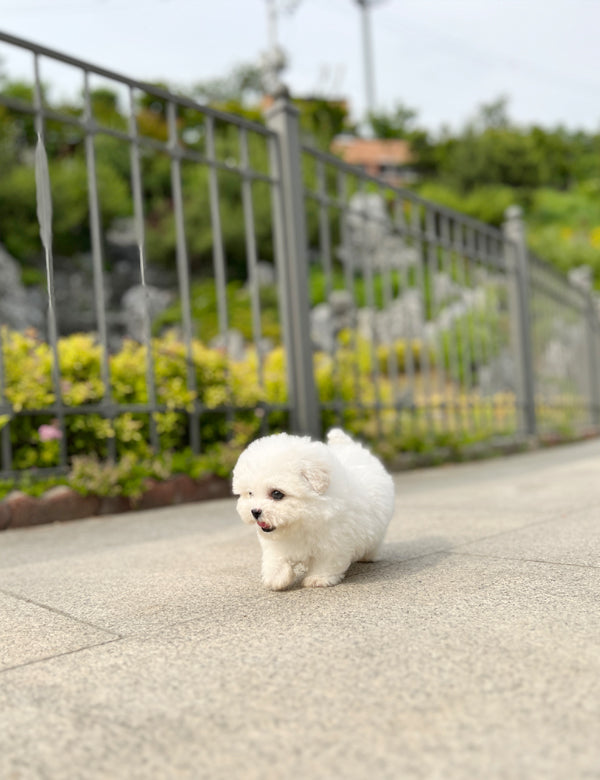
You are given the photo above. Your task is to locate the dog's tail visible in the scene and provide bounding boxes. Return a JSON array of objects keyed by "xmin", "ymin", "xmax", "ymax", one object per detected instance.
[{"xmin": 326, "ymin": 428, "xmax": 354, "ymax": 447}]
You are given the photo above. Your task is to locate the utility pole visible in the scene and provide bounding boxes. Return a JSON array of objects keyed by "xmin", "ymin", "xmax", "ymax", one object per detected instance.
[
  {"xmin": 353, "ymin": 0, "xmax": 387, "ymax": 119},
  {"xmin": 261, "ymin": 0, "xmax": 301, "ymax": 95}
]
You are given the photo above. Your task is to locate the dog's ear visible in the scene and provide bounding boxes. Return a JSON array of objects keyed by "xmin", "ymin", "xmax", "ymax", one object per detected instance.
[{"xmin": 300, "ymin": 460, "xmax": 330, "ymax": 495}]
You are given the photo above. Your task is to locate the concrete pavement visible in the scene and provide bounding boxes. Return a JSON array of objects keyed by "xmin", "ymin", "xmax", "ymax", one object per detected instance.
[{"xmin": 1, "ymin": 438, "xmax": 599, "ymax": 779}]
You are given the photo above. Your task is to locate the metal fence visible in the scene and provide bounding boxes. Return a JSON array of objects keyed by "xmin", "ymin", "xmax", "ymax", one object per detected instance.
[{"xmin": 0, "ymin": 31, "xmax": 599, "ymax": 479}]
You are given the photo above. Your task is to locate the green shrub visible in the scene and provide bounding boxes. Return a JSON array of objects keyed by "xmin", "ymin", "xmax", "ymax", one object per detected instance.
[
  {"xmin": 0, "ymin": 329, "xmax": 292, "ymax": 471},
  {"xmin": 0, "ymin": 322, "xmax": 521, "ymax": 474},
  {"xmin": 70, "ymin": 453, "xmax": 170, "ymax": 499},
  {"xmin": 8, "ymin": 321, "xmax": 583, "ymax": 501}
]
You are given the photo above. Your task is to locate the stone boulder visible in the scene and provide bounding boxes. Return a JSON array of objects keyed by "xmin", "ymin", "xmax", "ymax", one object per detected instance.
[
  {"xmin": 357, "ymin": 290, "xmax": 424, "ymax": 345},
  {"xmin": 0, "ymin": 245, "xmax": 39, "ymax": 330},
  {"xmin": 122, "ymin": 285, "xmax": 172, "ymax": 342},
  {"xmin": 311, "ymin": 290, "xmax": 355, "ymax": 352},
  {"xmin": 338, "ymin": 193, "xmax": 418, "ymax": 272}
]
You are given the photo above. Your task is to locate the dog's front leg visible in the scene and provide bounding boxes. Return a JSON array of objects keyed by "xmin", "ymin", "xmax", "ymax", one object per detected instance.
[
  {"xmin": 302, "ymin": 557, "xmax": 348, "ymax": 588},
  {"xmin": 261, "ymin": 550, "xmax": 295, "ymax": 591}
]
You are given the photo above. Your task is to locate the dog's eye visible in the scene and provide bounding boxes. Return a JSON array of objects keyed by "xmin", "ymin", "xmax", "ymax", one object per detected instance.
[
  {"xmin": 270, "ymin": 489, "xmax": 285, "ymax": 501},
  {"xmin": 247, "ymin": 491, "xmax": 253, "ymax": 497}
]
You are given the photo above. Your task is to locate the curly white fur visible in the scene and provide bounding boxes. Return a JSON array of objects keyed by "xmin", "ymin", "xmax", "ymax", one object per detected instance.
[{"xmin": 232, "ymin": 429, "xmax": 395, "ymax": 590}]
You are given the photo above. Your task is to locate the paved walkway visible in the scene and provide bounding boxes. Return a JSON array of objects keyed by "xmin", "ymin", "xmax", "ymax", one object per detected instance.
[{"xmin": 1, "ymin": 439, "xmax": 599, "ymax": 780}]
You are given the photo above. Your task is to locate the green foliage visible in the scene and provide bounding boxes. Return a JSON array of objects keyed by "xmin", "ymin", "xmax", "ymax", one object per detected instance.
[
  {"xmin": 371, "ymin": 96, "xmax": 600, "ymax": 286},
  {"xmin": 70, "ymin": 453, "xmax": 171, "ymax": 499},
  {"xmin": 1, "ymin": 67, "xmax": 599, "ymax": 288},
  {"xmin": 368, "ymin": 103, "xmax": 418, "ymax": 139},
  {"xmin": 0, "ymin": 164, "xmax": 39, "ymax": 258},
  {"xmin": 0, "ymin": 475, "xmax": 69, "ymax": 502},
  {"xmin": 193, "ymin": 63, "xmax": 264, "ymax": 106},
  {"xmin": 526, "ymin": 186, "xmax": 600, "ymax": 281},
  {"xmin": 143, "ymin": 159, "xmax": 275, "ymax": 276},
  {"xmin": 0, "ymin": 154, "xmax": 131, "ymax": 260},
  {"xmin": 309, "ymin": 266, "xmax": 405, "ymax": 310},
  {"xmin": 297, "ymin": 97, "xmax": 351, "ymax": 146},
  {"xmin": 0, "ymin": 321, "xmax": 517, "ymax": 478},
  {"xmin": 441, "ymin": 127, "xmax": 547, "ymax": 191},
  {"xmin": 0, "ymin": 318, "xmax": 586, "ymax": 503},
  {"xmin": 417, "ymin": 183, "xmax": 518, "ymax": 227},
  {"xmin": 0, "ymin": 326, "xmax": 282, "ymax": 471},
  {"xmin": 376, "ymin": 339, "xmax": 429, "ymax": 374},
  {"xmin": 155, "ymin": 279, "xmax": 281, "ymax": 343},
  {"xmin": 417, "ymin": 176, "xmax": 600, "ymax": 290},
  {"xmin": 530, "ymin": 185, "xmax": 600, "ymax": 227},
  {"xmin": 156, "ymin": 268, "xmax": 419, "ymax": 351}
]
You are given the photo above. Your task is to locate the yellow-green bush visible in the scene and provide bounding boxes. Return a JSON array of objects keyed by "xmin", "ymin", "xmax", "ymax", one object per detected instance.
[
  {"xmin": 1, "ymin": 328, "xmax": 296, "ymax": 470},
  {"xmin": 1, "ymin": 326, "xmax": 523, "ymax": 478},
  {"xmin": 2, "ymin": 329, "xmax": 54, "ymax": 411}
]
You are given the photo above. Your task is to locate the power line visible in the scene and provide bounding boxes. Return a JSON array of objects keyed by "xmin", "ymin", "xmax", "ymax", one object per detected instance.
[{"xmin": 377, "ymin": 13, "xmax": 600, "ymax": 98}]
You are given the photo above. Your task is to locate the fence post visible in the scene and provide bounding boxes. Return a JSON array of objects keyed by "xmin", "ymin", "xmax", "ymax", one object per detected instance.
[
  {"xmin": 266, "ymin": 89, "xmax": 321, "ymax": 438},
  {"xmin": 503, "ymin": 206, "xmax": 536, "ymax": 436},
  {"xmin": 584, "ymin": 294, "xmax": 600, "ymax": 428}
]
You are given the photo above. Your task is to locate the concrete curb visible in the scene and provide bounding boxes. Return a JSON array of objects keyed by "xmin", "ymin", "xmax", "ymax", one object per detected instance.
[{"xmin": 0, "ymin": 473, "xmax": 230, "ymax": 530}]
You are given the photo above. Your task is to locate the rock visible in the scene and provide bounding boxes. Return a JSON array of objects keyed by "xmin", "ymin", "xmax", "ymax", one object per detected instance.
[
  {"xmin": 0, "ymin": 500, "xmax": 11, "ymax": 530},
  {"xmin": 130, "ymin": 474, "xmax": 230, "ymax": 510},
  {"xmin": 311, "ymin": 303, "xmax": 335, "ymax": 353},
  {"xmin": 122, "ymin": 285, "xmax": 172, "ymax": 342},
  {"xmin": 311, "ymin": 290, "xmax": 355, "ymax": 352},
  {"xmin": 209, "ymin": 329, "xmax": 246, "ymax": 361},
  {"xmin": 433, "ymin": 272, "xmax": 461, "ymax": 305},
  {"xmin": 539, "ymin": 321, "xmax": 587, "ymax": 397},
  {"xmin": 53, "ymin": 255, "xmax": 98, "ymax": 333},
  {"xmin": 136, "ymin": 475, "xmax": 209, "ymax": 509},
  {"xmin": 348, "ymin": 192, "xmax": 389, "ymax": 237},
  {"xmin": 247, "ymin": 261, "xmax": 276, "ymax": 288},
  {"xmin": 137, "ymin": 479, "xmax": 179, "ymax": 510},
  {"xmin": 256, "ymin": 337, "xmax": 275, "ymax": 356},
  {"xmin": 105, "ymin": 217, "xmax": 143, "ymax": 268},
  {"xmin": 106, "ymin": 217, "xmax": 138, "ymax": 249},
  {"xmin": 41, "ymin": 485, "xmax": 99, "ymax": 524},
  {"xmin": 97, "ymin": 496, "xmax": 132, "ymax": 516},
  {"xmin": 386, "ymin": 291, "xmax": 425, "ymax": 339},
  {"xmin": 478, "ymin": 350, "xmax": 516, "ymax": 395},
  {"xmin": 4, "ymin": 490, "xmax": 41, "ymax": 528},
  {"xmin": 357, "ymin": 290, "xmax": 424, "ymax": 344},
  {"xmin": 329, "ymin": 290, "xmax": 354, "ymax": 322},
  {"xmin": 568, "ymin": 265, "xmax": 592, "ymax": 292},
  {"xmin": 0, "ymin": 473, "xmax": 235, "ymax": 532},
  {"xmin": 170, "ymin": 474, "xmax": 205, "ymax": 504},
  {"xmin": 196, "ymin": 474, "xmax": 231, "ymax": 500},
  {"xmin": 0, "ymin": 245, "xmax": 34, "ymax": 330},
  {"xmin": 2, "ymin": 486, "xmax": 99, "ymax": 528},
  {"xmin": 338, "ymin": 193, "xmax": 418, "ymax": 272}
]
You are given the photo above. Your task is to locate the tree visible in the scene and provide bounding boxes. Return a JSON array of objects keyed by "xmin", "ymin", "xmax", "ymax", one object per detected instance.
[
  {"xmin": 475, "ymin": 95, "xmax": 511, "ymax": 131},
  {"xmin": 367, "ymin": 102, "xmax": 418, "ymax": 139},
  {"xmin": 296, "ymin": 97, "xmax": 351, "ymax": 146},
  {"xmin": 193, "ymin": 64, "xmax": 264, "ymax": 106}
]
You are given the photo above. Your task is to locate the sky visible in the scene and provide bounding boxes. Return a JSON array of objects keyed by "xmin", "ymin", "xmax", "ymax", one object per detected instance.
[{"xmin": 0, "ymin": 0, "xmax": 599, "ymax": 134}]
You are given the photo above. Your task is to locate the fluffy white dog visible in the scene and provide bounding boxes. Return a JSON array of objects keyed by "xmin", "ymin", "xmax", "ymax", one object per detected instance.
[{"xmin": 232, "ymin": 428, "xmax": 395, "ymax": 590}]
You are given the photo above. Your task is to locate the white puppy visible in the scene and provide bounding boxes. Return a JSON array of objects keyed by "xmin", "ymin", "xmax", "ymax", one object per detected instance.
[{"xmin": 232, "ymin": 428, "xmax": 395, "ymax": 590}]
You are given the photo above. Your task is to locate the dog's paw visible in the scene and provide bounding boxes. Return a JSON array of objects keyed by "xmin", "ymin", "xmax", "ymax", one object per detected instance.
[
  {"xmin": 302, "ymin": 572, "xmax": 344, "ymax": 588},
  {"xmin": 262, "ymin": 563, "xmax": 295, "ymax": 591}
]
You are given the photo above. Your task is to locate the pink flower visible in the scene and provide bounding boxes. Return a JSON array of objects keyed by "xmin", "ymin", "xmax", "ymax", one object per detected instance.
[{"xmin": 38, "ymin": 422, "xmax": 63, "ymax": 442}]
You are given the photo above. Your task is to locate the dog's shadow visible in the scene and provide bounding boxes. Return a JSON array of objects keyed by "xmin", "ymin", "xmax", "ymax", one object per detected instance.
[{"xmin": 344, "ymin": 536, "xmax": 452, "ymax": 586}]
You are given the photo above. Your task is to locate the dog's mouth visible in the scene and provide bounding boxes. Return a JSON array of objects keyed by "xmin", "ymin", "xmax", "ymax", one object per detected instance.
[{"xmin": 257, "ymin": 520, "xmax": 275, "ymax": 533}]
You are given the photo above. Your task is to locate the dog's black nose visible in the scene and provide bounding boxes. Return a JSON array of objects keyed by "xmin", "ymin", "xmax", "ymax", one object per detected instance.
[{"xmin": 251, "ymin": 508, "xmax": 262, "ymax": 520}]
